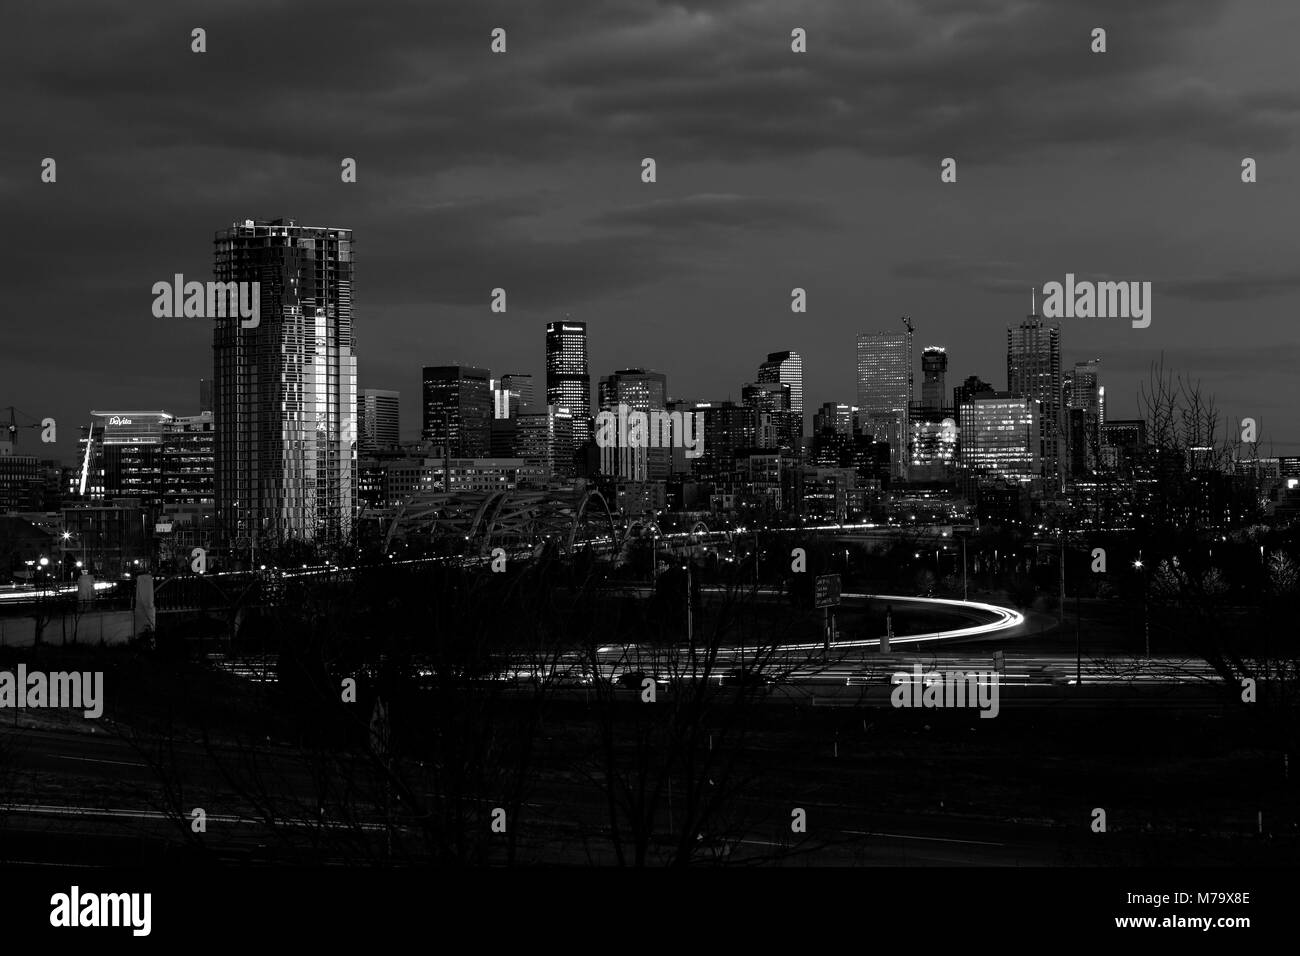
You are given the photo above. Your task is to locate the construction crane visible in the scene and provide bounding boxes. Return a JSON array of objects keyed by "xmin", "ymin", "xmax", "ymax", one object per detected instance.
[
  {"xmin": 2, "ymin": 406, "xmax": 46, "ymax": 451},
  {"xmin": 900, "ymin": 315, "xmax": 914, "ymax": 335}
]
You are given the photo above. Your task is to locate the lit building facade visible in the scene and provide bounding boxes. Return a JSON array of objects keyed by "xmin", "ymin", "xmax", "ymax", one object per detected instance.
[
  {"xmin": 1006, "ymin": 314, "xmax": 1061, "ymax": 483},
  {"xmin": 597, "ymin": 368, "xmax": 670, "ymax": 481},
  {"xmin": 757, "ymin": 350, "xmax": 804, "ymax": 434},
  {"xmin": 958, "ymin": 392, "xmax": 1041, "ymax": 485},
  {"xmin": 359, "ymin": 389, "xmax": 400, "ymax": 451},
  {"xmin": 919, "ymin": 346, "xmax": 948, "ymax": 413},
  {"xmin": 545, "ymin": 322, "xmax": 591, "ymax": 445},
  {"xmin": 422, "ymin": 366, "xmax": 492, "ymax": 458},
  {"xmin": 742, "ymin": 381, "xmax": 800, "ymax": 454},
  {"xmin": 856, "ymin": 330, "xmax": 913, "ymax": 478},
  {"xmin": 213, "ymin": 218, "xmax": 357, "ymax": 547}
]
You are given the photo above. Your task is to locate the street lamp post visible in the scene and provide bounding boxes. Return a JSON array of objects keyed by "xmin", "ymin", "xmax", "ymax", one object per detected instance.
[
  {"xmin": 652, "ymin": 533, "xmax": 657, "ymax": 588},
  {"xmin": 1058, "ymin": 536, "xmax": 1065, "ymax": 626},
  {"xmin": 1134, "ymin": 558, "xmax": 1149, "ymax": 658},
  {"xmin": 962, "ymin": 533, "xmax": 968, "ymax": 602}
]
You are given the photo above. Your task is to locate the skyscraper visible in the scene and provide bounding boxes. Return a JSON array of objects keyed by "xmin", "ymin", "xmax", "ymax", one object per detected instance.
[
  {"xmin": 359, "ymin": 389, "xmax": 400, "ymax": 451},
  {"xmin": 422, "ymin": 366, "xmax": 491, "ymax": 457},
  {"xmin": 1065, "ymin": 359, "xmax": 1102, "ymax": 477},
  {"xmin": 515, "ymin": 405, "xmax": 575, "ymax": 482},
  {"xmin": 667, "ymin": 399, "xmax": 751, "ymax": 482},
  {"xmin": 757, "ymin": 350, "xmax": 804, "ymax": 435},
  {"xmin": 958, "ymin": 392, "xmax": 1041, "ymax": 485},
  {"xmin": 742, "ymin": 381, "xmax": 800, "ymax": 453},
  {"xmin": 160, "ymin": 410, "xmax": 216, "ymax": 556},
  {"xmin": 546, "ymin": 321, "xmax": 591, "ymax": 443},
  {"xmin": 812, "ymin": 402, "xmax": 855, "ymax": 436},
  {"xmin": 213, "ymin": 218, "xmax": 357, "ymax": 548},
  {"xmin": 855, "ymin": 329, "xmax": 913, "ymax": 477},
  {"xmin": 597, "ymin": 368, "xmax": 670, "ymax": 481},
  {"xmin": 911, "ymin": 346, "xmax": 953, "ymax": 479},
  {"xmin": 920, "ymin": 347, "xmax": 948, "ymax": 413},
  {"xmin": 1007, "ymin": 312, "xmax": 1062, "ymax": 483},
  {"xmin": 500, "ymin": 374, "xmax": 535, "ymax": 414},
  {"xmin": 953, "ymin": 375, "xmax": 994, "ymax": 427}
]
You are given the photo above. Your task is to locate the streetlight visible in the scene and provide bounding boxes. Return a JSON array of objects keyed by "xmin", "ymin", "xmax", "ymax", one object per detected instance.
[
  {"xmin": 961, "ymin": 533, "xmax": 968, "ymax": 601},
  {"xmin": 1133, "ymin": 558, "xmax": 1149, "ymax": 658}
]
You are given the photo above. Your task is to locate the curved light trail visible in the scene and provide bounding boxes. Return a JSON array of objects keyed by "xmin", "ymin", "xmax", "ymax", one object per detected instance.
[{"xmin": 782, "ymin": 593, "xmax": 1024, "ymax": 652}]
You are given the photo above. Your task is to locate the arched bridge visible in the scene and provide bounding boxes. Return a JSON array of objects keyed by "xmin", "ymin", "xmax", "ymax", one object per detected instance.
[
  {"xmin": 371, "ymin": 488, "xmax": 620, "ymax": 556},
  {"xmin": 367, "ymin": 489, "xmax": 727, "ymax": 560}
]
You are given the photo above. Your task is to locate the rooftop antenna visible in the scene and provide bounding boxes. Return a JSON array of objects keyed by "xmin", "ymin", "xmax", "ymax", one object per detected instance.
[{"xmin": 1032, "ymin": 287, "xmax": 1036, "ymax": 315}]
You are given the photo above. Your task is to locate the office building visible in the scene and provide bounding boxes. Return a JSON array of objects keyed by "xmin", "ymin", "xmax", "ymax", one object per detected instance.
[
  {"xmin": 597, "ymin": 368, "xmax": 671, "ymax": 481},
  {"xmin": 515, "ymin": 405, "xmax": 575, "ymax": 482},
  {"xmin": 500, "ymin": 374, "xmax": 534, "ymax": 413},
  {"xmin": 812, "ymin": 402, "xmax": 856, "ymax": 437},
  {"xmin": 742, "ymin": 381, "xmax": 800, "ymax": 454},
  {"xmin": 757, "ymin": 350, "xmax": 804, "ymax": 433},
  {"xmin": 79, "ymin": 411, "xmax": 171, "ymax": 509},
  {"xmin": 856, "ymin": 329, "xmax": 913, "ymax": 477},
  {"xmin": 545, "ymin": 321, "xmax": 591, "ymax": 444},
  {"xmin": 919, "ymin": 346, "xmax": 948, "ymax": 414},
  {"xmin": 1007, "ymin": 313, "xmax": 1062, "ymax": 483},
  {"xmin": 958, "ymin": 392, "xmax": 1041, "ymax": 485},
  {"xmin": 953, "ymin": 375, "xmax": 994, "ymax": 427},
  {"xmin": 0, "ymin": 442, "xmax": 58, "ymax": 513},
  {"xmin": 359, "ymin": 389, "xmax": 400, "ymax": 452},
  {"xmin": 422, "ymin": 366, "xmax": 492, "ymax": 458},
  {"xmin": 1064, "ymin": 360, "xmax": 1102, "ymax": 477},
  {"xmin": 668, "ymin": 400, "xmax": 752, "ymax": 483}
]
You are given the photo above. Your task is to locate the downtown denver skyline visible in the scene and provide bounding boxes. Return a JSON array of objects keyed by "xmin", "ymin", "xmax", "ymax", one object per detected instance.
[{"xmin": 6, "ymin": 0, "xmax": 1299, "ymax": 462}]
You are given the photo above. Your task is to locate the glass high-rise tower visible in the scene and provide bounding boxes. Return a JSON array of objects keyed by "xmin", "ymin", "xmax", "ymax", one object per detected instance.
[
  {"xmin": 1006, "ymin": 313, "xmax": 1062, "ymax": 483},
  {"xmin": 546, "ymin": 321, "xmax": 592, "ymax": 455},
  {"xmin": 757, "ymin": 350, "xmax": 804, "ymax": 436},
  {"xmin": 422, "ymin": 366, "xmax": 492, "ymax": 457},
  {"xmin": 597, "ymin": 367, "xmax": 670, "ymax": 481},
  {"xmin": 855, "ymin": 329, "xmax": 913, "ymax": 477},
  {"xmin": 920, "ymin": 346, "xmax": 948, "ymax": 413},
  {"xmin": 212, "ymin": 218, "xmax": 357, "ymax": 550},
  {"xmin": 359, "ymin": 389, "xmax": 400, "ymax": 451}
]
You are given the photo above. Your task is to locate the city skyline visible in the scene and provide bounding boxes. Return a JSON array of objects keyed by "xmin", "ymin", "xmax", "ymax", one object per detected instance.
[
  {"xmin": 9, "ymin": 300, "xmax": 1281, "ymax": 469},
  {"xmin": 7, "ymin": 1, "xmax": 1299, "ymax": 464},
  {"xmin": 3, "ymin": 0, "xmax": 1298, "ymax": 901}
]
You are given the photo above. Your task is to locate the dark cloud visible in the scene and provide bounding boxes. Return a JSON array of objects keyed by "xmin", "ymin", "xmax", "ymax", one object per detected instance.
[
  {"xmin": 893, "ymin": 257, "xmax": 1028, "ymax": 294},
  {"xmin": 1163, "ymin": 271, "xmax": 1300, "ymax": 302},
  {"xmin": 594, "ymin": 193, "xmax": 836, "ymax": 231},
  {"xmin": 3, "ymin": 0, "xmax": 1299, "ymax": 456}
]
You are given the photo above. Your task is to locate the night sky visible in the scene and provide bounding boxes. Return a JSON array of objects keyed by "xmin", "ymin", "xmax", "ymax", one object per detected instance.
[{"xmin": 6, "ymin": 0, "xmax": 1299, "ymax": 462}]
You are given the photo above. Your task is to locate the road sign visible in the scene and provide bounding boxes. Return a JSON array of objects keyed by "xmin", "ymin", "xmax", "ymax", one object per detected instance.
[{"xmin": 814, "ymin": 573, "xmax": 841, "ymax": 609}]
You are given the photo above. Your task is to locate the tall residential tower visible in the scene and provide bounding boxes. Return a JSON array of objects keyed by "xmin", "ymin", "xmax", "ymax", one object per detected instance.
[{"xmin": 212, "ymin": 218, "xmax": 357, "ymax": 549}]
